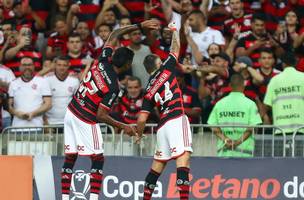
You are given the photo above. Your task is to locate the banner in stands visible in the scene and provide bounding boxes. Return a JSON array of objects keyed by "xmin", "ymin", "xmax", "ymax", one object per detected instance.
[{"xmin": 34, "ymin": 156, "xmax": 304, "ymax": 200}]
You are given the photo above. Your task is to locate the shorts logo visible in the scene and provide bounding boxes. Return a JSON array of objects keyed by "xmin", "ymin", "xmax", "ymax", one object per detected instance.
[
  {"xmin": 64, "ymin": 145, "xmax": 70, "ymax": 151},
  {"xmin": 155, "ymin": 151, "xmax": 162, "ymax": 157},
  {"xmin": 77, "ymin": 145, "xmax": 85, "ymax": 152},
  {"xmin": 170, "ymin": 147, "xmax": 177, "ymax": 153}
]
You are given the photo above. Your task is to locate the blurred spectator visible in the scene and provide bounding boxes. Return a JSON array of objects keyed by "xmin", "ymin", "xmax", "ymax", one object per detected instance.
[
  {"xmin": 235, "ymin": 13, "xmax": 284, "ymax": 68},
  {"xmin": 95, "ymin": 0, "xmax": 129, "ymax": 30},
  {"xmin": 256, "ymin": 48, "xmax": 280, "ymax": 101},
  {"xmin": 261, "ymin": 0, "xmax": 293, "ymax": 33},
  {"xmin": 0, "ymin": 64, "xmax": 15, "ymax": 128},
  {"xmin": 8, "ymin": 57, "xmax": 52, "ymax": 127},
  {"xmin": 4, "ymin": 26, "xmax": 42, "ymax": 77},
  {"xmin": 197, "ymin": 52, "xmax": 230, "ymax": 105},
  {"xmin": 176, "ymin": 71, "xmax": 202, "ymax": 124},
  {"xmin": 118, "ymin": 16, "xmax": 132, "ymax": 46},
  {"xmin": 186, "ymin": 10, "xmax": 225, "ymax": 64},
  {"xmin": 264, "ymin": 52, "xmax": 304, "ymax": 134},
  {"xmin": 12, "ymin": 0, "xmax": 46, "ymax": 39},
  {"xmin": 161, "ymin": 0, "xmax": 193, "ymax": 31},
  {"xmin": 122, "ymin": 0, "xmax": 145, "ymax": 24},
  {"xmin": 206, "ymin": 0, "xmax": 231, "ymax": 32},
  {"xmin": 1, "ymin": 0, "xmax": 15, "ymax": 21},
  {"xmin": 208, "ymin": 73, "xmax": 262, "ymax": 157},
  {"xmin": 66, "ymin": 32, "xmax": 91, "ymax": 75},
  {"xmin": 94, "ymin": 23, "xmax": 111, "ymax": 57},
  {"xmin": 46, "ymin": 17, "xmax": 68, "ymax": 59},
  {"xmin": 68, "ymin": 0, "xmax": 103, "ymax": 30},
  {"xmin": 74, "ymin": 21, "xmax": 96, "ymax": 57},
  {"xmin": 128, "ymin": 28, "xmax": 151, "ymax": 87},
  {"xmin": 45, "ymin": 56, "xmax": 79, "ymax": 125},
  {"xmin": 224, "ymin": 0, "xmax": 252, "ymax": 40},
  {"xmin": 47, "ymin": 0, "xmax": 70, "ymax": 30},
  {"xmin": 147, "ymin": 26, "xmax": 172, "ymax": 60},
  {"xmin": 112, "ymin": 77, "xmax": 146, "ymax": 124}
]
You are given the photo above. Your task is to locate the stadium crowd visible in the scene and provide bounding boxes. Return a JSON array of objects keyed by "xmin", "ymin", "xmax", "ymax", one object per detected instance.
[{"xmin": 0, "ymin": 0, "xmax": 303, "ymax": 133}]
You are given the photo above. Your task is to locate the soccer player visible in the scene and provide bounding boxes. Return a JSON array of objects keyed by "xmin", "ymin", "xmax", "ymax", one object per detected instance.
[
  {"xmin": 61, "ymin": 19, "xmax": 159, "ymax": 200},
  {"xmin": 136, "ymin": 23, "xmax": 192, "ymax": 200}
]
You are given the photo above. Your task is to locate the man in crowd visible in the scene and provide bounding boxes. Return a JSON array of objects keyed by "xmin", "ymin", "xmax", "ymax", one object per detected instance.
[
  {"xmin": 44, "ymin": 56, "xmax": 79, "ymax": 125},
  {"xmin": 8, "ymin": 57, "xmax": 52, "ymax": 127}
]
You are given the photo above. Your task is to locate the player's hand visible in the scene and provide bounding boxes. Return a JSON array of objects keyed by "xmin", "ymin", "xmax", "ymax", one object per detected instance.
[
  {"xmin": 168, "ymin": 22, "xmax": 177, "ymax": 32},
  {"xmin": 135, "ymin": 134, "xmax": 145, "ymax": 145},
  {"xmin": 122, "ymin": 125, "xmax": 137, "ymax": 137}
]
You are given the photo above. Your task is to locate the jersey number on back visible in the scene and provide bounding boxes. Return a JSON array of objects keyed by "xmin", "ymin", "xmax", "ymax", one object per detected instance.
[
  {"xmin": 154, "ymin": 81, "xmax": 173, "ymax": 105},
  {"xmin": 78, "ymin": 71, "xmax": 98, "ymax": 97}
]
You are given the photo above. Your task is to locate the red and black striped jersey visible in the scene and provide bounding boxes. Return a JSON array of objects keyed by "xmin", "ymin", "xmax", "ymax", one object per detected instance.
[
  {"xmin": 256, "ymin": 68, "xmax": 280, "ymax": 100},
  {"xmin": 47, "ymin": 32, "xmax": 68, "ymax": 56},
  {"xmin": 141, "ymin": 53, "xmax": 184, "ymax": 129},
  {"xmin": 68, "ymin": 47, "xmax": 119, "ymax": 124},
  {"xmin": 3, "ymin": 46, "xmax": 42, "ymax": 77},
  {"xmin": 224, "ymin": 14, "xmax": 252, "ymax": 38},
  {"xmin": 207, "ymin": 1, "xmax": 231, "ymax": 32},
  {"xmin": 262, "ymin": 0, "xmax": 292, "ymax": 33},
  {"xmin": 144, "ymin": 0, "xmax": 167, "ymax": 26},
  {"xmin": 122, "ymin": 0, "xmax": 145, "ymax": 24},
  {"xmin": 149, "ymin": 39, "xmax": 170, "ymax": 61},
  {"xmin": 236, "ymin": 34, "xmax": 270, "ymax": 68},
  {"xmin": 67, "ymin": 53, "xmax": 89, "ymax": 73},
  {"xmin": 71, "ymin": 0, "xmax": 103, "ymax": 30},
  {"xmin": 181, "ymin": 85, "xmax": 202, "ymax": 123},
  {"xmin": 114, "ymin": 89, "xmax": 145, "ymax": 124},
  {"xmin": 29, "ymin": 0, "xmax": 50, "ymax": 22}
]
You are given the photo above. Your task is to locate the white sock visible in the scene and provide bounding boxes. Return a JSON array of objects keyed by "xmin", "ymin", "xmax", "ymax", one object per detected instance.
[
  {"xmin": 62, "ymin": 194, "xmax": 69, "ymax": 200},
  {"xmin": 90, "ymin": 193, "xmax": 99, "ymax": 200}
]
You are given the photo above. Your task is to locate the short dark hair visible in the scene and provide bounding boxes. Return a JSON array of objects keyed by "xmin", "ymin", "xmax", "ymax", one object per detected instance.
[
  {"xmin": 127, "ymin": 76, "xmax": 142, "ymax": 86},
  {"xmin": 259, "ymin": 48, "xmax": 274, "ymax": 55},
  {"xmin": 112, "ymin": 47, "xmax": 134, "ymax": 68},
  {"xmin": 143, "ymin": 54, "xmax": 159, "ymax": 74},
  {"xmin": 54, "ymin": 55, "xmax": 69, "ymax": 63},
  {"xmin": 230, "ymin": 73, "xmax": 244, "ymax": 90},
  {"xmin": 188, "ymin": 10, "xmax": 206, "ymax": 22},
  {"xmin": 252, "ymin": 13, "xmax": 265, "ymax": 23},
  {"xmin": 281, "ymin": 51, "xmax": 296, "ymax": 66},
  {"xmin": 96, "ymin": 23, "xmax": 113, "ymax": 32},
  {"xmin": 68, "ymin": 32, "xmax": 81, "ymax": 40}
]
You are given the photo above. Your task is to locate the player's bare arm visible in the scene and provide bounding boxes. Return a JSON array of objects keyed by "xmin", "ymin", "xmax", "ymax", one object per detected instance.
[
  {"xmin": 168, "ymin": 22, "xmax": 180, "ymax": 58},
  {"xmin": 105, "ymin": 19, "xmax": 160, "ymax": 47},
  {"xmin": 97, "ymin": 106, "xmax": 136, "ymax": 136},
  {"xmin": 135, "ymin": 112, "xmax": 149, "ymax": 144}
]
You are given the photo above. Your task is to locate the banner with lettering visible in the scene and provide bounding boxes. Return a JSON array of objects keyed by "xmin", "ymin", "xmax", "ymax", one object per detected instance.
[{"xmin": 34, "ymin": 156, "xmax": 304, "ymax": 200}]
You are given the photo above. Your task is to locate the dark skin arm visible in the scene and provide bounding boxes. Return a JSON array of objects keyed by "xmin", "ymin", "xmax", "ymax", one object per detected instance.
[{"xmin": 97, "ymin": 106, "xmax": 136, "ymax": 136}]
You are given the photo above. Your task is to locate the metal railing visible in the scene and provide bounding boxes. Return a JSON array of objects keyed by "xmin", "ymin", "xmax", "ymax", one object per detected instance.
[{"xmin": 1, "ymin": 124, "xmax": 304, "ymax": 157}]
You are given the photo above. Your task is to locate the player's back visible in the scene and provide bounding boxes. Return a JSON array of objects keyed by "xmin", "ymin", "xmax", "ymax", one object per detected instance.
[
  {"xmin": 142, "ymin": 54, "xmax": 184, "ymax": 128},
  {"xmin": 68, "ymin": 47, "xmax": 119, "ymax": 124}
]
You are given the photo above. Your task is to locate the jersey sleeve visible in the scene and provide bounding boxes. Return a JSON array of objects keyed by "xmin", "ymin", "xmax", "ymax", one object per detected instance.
[
  {"xmin": 162, "ymin": 53, "xmax": 178, "ymax": 72},
  {"xmin": 99, "ymin": 90, "xmax": 118, "ymax": 111},
  {"xmin": 8, "ymin": 81, "xmax": 15, "ymax": 98},
  {"xmin": 40, "ymin": 77, "xmax": 52, "ymax": 97},
  {"xmin": 249, "ymin": 102, "xmax": 262, "ymax": 125},
  {"xmin": 141, "ymin": 96, "xmax": 155, "ymax": 113},
  {"xmin": 98, "ymin": 47, "xmax": 113, "ymax": 63}
]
